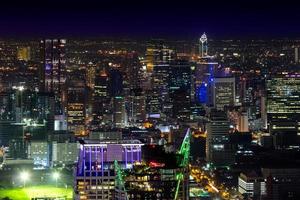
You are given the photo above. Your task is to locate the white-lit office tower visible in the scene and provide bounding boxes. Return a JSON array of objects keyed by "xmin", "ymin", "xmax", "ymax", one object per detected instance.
[
  {"xmin": 266, "ymin": 75, "xmax": 300, "ymax": 147},
  {"xmin": 212, "ymin": 77, "xmax": 236, "ymax": 111},
  {"xmin": 148, "ymin": 64, "xmax": 170, "ymax": 118}
]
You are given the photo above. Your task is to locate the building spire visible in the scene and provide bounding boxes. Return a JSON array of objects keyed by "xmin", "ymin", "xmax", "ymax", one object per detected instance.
[{"xmin": 199, "ymin": 33, "xmax": 208, "ymax": 57}]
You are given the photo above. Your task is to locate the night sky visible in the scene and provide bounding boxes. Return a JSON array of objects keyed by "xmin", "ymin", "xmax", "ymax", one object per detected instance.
[{"xmin": 1, "ymin": 0, "xmax": 300, "ymax": 38}]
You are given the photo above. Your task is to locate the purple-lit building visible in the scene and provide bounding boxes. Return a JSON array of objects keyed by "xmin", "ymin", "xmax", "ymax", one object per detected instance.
[{"xmin": 74, "ymin": 140, "xmax": 143, "ymax": 200}]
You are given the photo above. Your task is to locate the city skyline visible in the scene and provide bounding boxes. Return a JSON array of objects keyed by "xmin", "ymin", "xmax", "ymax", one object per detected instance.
[{"xmin": 0, "ymin": 1, "xmax": 300, "ymax": 200}]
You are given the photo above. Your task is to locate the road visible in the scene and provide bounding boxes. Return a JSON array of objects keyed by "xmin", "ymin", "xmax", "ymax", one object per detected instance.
[{"xmin": 190, "ymin": 165, "xmax": 240, "ymax": 200}]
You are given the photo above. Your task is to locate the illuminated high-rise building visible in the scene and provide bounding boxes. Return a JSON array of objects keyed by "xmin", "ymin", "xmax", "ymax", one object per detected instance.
[
  {"xmin": 128, "ymin": 89, "xmax": 146, "ymax": 124},
  {"xmin": 194, "ymin": 58, "xmax": 218, "ymax": 105},
  {"xmin": 125, "ymin": 52, "xmax": 142, "ymax": 89},
  {"xmin": 86, "ymin": 63, "xmax": 96, "ymax": 89},
  {"xmin": 169, "ymin": 61, "xmax": 192, "ymax": 120},
  {"xmin": 199, "ymin": 33, "xmax": 208, "ymax": 58},
  {"xmin": 113, "ymin": 96, "xmax": 127, "ymax": 128},
  {"xmin": 39, "ymin": 39, "xmax": 66, "ymax": 114},
  {"xmin": 95, "ymin": 69, "xmax": 109, "ymax": 98},
  {"xmin": 74, "ymin": 140, "xmax": 143, "ymax": 200},
  {"xmin": 295, "ymin": 47, "xmax": 299, "ymax": 64},
  {"xmin": 92, "ymin": 68, "xmax": 111, "ymax": 126},
  {"xmin": 145, "ymin": 40, "xmax": 174, "ymax": 72},
  {"xmin": 266, "ymin": 75, "xmax": 300, "ymax": 147},
  {"xmin": 206, "ymin": 111, "xmax": 232, "ymax": 165},
  {"xmin": 66, "ymin": 79, "xmax": 87, "ymax": 136},
  {"xmin": 238, "ymin": 111, "xmax": 249, "ymax": 132},
  {"xmin": 212, "ymin": 77, "xmax": 236, "ymax": 111},
  {"xmin": 150, "ymin": 64, "xmax": 170, "ymax": 117},
  {"xmin": 17, "ymin": 47, "xmax": 31, "ymax": 61}
]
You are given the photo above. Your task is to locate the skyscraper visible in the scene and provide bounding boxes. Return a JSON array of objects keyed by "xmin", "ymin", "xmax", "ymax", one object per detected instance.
[
  {"xmin": 17, "ymin": 47, "xmax": 31, "ymax": 61},
  {"xmin": 199, "ymin": 33, "xmax": 208, "ymax": 58},
  {"xmin": 266, "ymin": 75, "xmax": 300, "ymax": 147},
  {"xmin": 145, "ymin": 40, "xmax": 174, "ymax": 72},
  {"xmin": 67, "ymin": 79, "xmax": 87, "ymax": 136},
  {"xmin": 113, "ymin": 96, "xmax": 127, "ymax": 128},
  {"xmin": 39, "ymin": 39, "xmax": 66, "ymax": 114},
  {"xmin": 109, "ymin": 68, "xmax": 123, "ymax": 97},
  {"xmin": 74, "ymin": 140, "xmax": 143, "ymax": 200},
  {"xmin": 93, "ymin": 68, "xmax": 111, "ymax": 126},
  {"xmin": 212, "ymin": 77, "xmax": 236, "ymax": 111},
  {"xmin": 194, "ymin": 58, "xmax": 218, "ymax": 105},
  {"xmin": 150, "ymin": 64, "xmax": 170, "ymax": 117},
  {"xmin": 128, "ymin": 89, "xmax": 146, "ymax": 124},
  {"xmin": 206, "ymin": 111, "xmax": 232, "ymax": 165},
  {"xmin": 169, "ymin": 61, "xmax": 192, "ymax": 120}
]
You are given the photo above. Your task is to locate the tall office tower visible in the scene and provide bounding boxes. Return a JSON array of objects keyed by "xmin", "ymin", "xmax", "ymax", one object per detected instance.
[
  {"xmin": 261, "ymin": 95, "xmax": 268, "ymax": 129},
  {"xmin": 93, "ymin": 69, "xmax": 111, "ymax": 126},
  {"xmin": 169, "ymin": 61, "xmax": 192, "ymax": 120},
  {"xmin": 128, "ymin": 89, "xmax": 146, "ymax": 124},
  {"xmin": 194, "ymin": 58, "xmax": 218, "ymax": 105},
  {"xmin": 212, "ymin": 77, "xmax": 236, "ymax": 111},
  {"xmin": 66, "ymin": 79, "xmax": 87, "ymax": 136},
  {"xmin": 238, "ymin": 76, "xmax": 247, "ymax": 105},
  {"xmin": 113, "ymin": 96, "xmax": 127, "ymax": 128},
  {"xmin": 151, "ymin": 64, "xmax": 170, "ymax": 117},
  {"xmin": 170, "ymin": 89, "xmax": 191, "ymax": 120},
  {"xmin": 109, "ymin": 68, "xmax": 123, "ymax": 97},
  {"xmin": 206, "ymin": 111, "xmax": 232, "ymax": 166},
  {"xmin": 39, "ymin": 39, "xmax": 66, "ymax": 114},
  {"xmin": 74, "ymin": 140, "xmax": 143, "ymax": 200},
  {"xmin": 145, "ymin": 40, "xmax": 175, "ymax": 72},
  {"xmin": 125, "ymin": 53, "xmax": 142, "ymax": 89},
  {"xmin": 17, "ymin": 47, "xmax": 31, "ymax": 61},
  {"xmin": 295, "ymin": 47, "xmax": 299, "ymax": 64},
  {"xmin": 238, "ymin": 111, "xmax": 249, "ymax": 132},
  {"xmin": 86, "ymin": 63, "xmax": 96, "ymax": 89},
  {"xmin": 266, "ymin": 75, "xmax": 300, "ymax": 147}
]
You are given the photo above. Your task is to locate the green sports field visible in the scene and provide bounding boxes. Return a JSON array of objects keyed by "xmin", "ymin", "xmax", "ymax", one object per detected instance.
[{"xmin": 0, "ymin": 185, "xmax": 73, "ymax": 200}]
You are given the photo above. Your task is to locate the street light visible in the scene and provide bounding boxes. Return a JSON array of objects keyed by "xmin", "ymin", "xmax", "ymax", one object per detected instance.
[
  {"xmin": 20, "ymin": 171, "xmax": 30, "ymax": 187},
  {"xmin": 53, "ymin": 171, "xmax": 60, "ymax": 187}
]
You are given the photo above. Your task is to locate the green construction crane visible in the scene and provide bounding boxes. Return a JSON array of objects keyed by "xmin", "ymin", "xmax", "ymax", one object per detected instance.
[
  {"xmin": 174, "ymin": 128, "xmax": 191, "ymax": 200},
  {"xmin": 114, "ymin": 160, "xmax": 128, "ymax": 200}
]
